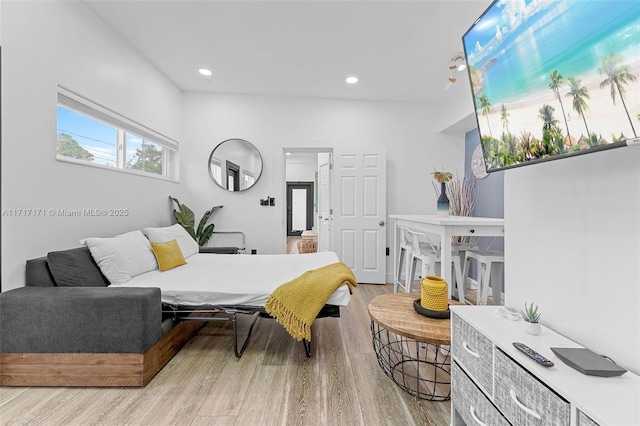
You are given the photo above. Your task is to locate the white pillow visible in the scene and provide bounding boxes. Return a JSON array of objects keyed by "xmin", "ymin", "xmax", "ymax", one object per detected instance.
[
  {"xmin": 143, "ymin": 224, "xmax": 199, "ymax": 258},
  {"xmin": 81, "ymin": 230, "xmax": 158, "ymax": 285}
]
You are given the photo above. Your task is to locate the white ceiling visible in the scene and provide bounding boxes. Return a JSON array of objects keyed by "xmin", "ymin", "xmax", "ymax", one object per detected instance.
[{"xmin": 83, "ymin": 0, "xmax": 491, "ymax": 103}]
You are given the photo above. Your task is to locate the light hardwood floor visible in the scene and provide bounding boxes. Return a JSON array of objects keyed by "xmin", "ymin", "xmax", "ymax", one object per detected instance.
[
  {"xmin": 286, "ymin": 236, "xmax": 301, "ymax": 254},
  {"xmin": 0, "ymin": 284, "xmax": 452, "ymax": 426}
]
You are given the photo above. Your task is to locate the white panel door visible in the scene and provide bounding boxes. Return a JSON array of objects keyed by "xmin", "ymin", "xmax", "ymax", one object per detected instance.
[
  {"xmin": 333, "ymin": 148, "xmax": 386, "ymax": 284},
  {"xmin": 317, "ymin": 153, "xmax": 332, "ymax": 252}
]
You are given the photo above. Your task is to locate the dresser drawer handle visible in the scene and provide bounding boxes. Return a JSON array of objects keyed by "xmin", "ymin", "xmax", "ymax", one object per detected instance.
[
  {"xmin": 463, "ymin": 341, "xmax": 480, "ymax": 358},
  {"xmin": 469, "ymin": 406, "xmax": 487, "ymax": 426},
  {"xmin": 509, "ymin": 389, "xmax": 542, "ymax": 420}
]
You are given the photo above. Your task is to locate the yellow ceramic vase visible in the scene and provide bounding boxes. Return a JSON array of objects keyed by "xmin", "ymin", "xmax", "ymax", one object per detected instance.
[{"xmin": 421, "ymin": 276, "xmax": 448, "ymax": 311}]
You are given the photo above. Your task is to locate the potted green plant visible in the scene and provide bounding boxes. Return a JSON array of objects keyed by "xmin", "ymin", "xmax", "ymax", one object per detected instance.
[
  {"xmin": 520, "ymin": 302, "xmax": 541, "ymax": 335},
  {"xmin": 169, "ymin": 196, "xmax": 223, "ymax": 247}
]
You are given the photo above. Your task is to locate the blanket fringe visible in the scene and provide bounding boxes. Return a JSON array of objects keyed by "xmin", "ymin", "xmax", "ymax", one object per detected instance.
[
  {"xmin": 265, "ymin": 298, "xmax": 311, "ymax": 341},
  {"xmin": 264, "ymin": 262, "xmax": 357, "ymax": 342}
]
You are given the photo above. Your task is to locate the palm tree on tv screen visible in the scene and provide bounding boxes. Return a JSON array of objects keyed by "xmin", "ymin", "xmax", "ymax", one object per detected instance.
[
  {"xmin": 549, "ymin": 69, "xmax": 570, "ymax": 139},
  {"xmin": 599, "ymin": 52, "xmax": 638, "ymax": 138},
  {"xmin": 519, "ymin": 131, "xmax": 534, "ymax": 160},
  {"xmin": 500, "ymin": 104, "xmax": 510, "ymax": 134},
  {"xmin": 566, "ymin": 76, "xmax": 591, "ymax": 138},
  {"xmin": 482, "ymin": 135, "xmax": 500, "ymax": 169},
  {"xmin": 478, "ymin": 94, "xmax": 492, "ymax": 138},
  {"xmin": 538, "ymin": 104, "xmax": 562, "ymax": 156},
  {"xmin": 499, "ymin": 131, "xmax": 518, "ymax": 165}
]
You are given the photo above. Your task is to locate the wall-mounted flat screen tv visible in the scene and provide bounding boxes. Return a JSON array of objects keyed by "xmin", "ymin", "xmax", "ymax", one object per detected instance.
[{"xmin": 462, "ymin": 0, "xmax": 639, "ymax": 173}]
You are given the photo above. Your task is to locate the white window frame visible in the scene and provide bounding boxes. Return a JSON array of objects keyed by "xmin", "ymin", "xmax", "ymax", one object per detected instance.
[
  {"xmin": 209, "ymin": 156, "xmax": 222, "ymax": 185},
  {"xmin": 56, "ymin": 86, "xmax": 179, "ymax": 181},
  {"xmin": 242, "ymin": 170, "xmax": 255, "ymax": 190}
]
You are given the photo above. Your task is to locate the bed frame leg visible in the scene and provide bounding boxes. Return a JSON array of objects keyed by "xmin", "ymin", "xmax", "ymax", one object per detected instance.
[
  {"xmin": 233, "ymin": 312, "xmax": 261, "ymax": 358},
  {"xmin": 302, "ymin": 339, "xmax": 312, "ymax": 357}
]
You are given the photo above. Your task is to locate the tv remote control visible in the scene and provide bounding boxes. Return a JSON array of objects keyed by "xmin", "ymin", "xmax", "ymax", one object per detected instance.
[{"xmin": 513, "ymin": 342, "xmax": 554, "ymax": 367}]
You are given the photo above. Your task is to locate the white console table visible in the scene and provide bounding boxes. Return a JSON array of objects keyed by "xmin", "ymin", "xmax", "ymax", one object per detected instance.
[
  {"xmin": 450, "ymin": 306, "xmax": 640, "ymax": 426},
  {"xmin": 389, "ymin": 215, "xmax": 504, "ymax": 298}
]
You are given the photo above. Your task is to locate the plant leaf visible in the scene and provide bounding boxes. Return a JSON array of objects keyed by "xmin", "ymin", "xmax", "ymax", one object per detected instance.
[
  {"xmin": 198, "ymin": 224, "xmax": 215, "ymax": 247},
  {"xmin": 520, "ymin": 302, "xmax": 541, "ymax": 323},
  {"xmin": 169, "ymin": 196, "xmax": 196, "ymax": 240},
  {"xmin": 196, "ymin": 205, "xmax": 223, "ymax": 238}
]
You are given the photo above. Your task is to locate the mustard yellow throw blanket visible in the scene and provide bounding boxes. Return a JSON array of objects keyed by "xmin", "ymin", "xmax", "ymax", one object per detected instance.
[{"xmin": 265, "ymin": 262, "xmax": 357, "ymax": 342}]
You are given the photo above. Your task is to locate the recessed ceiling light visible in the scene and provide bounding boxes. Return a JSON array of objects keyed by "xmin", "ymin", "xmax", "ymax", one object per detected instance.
[
  {"xmin": 345, "ymin": 76, "xmax": 359, "ymax": 85},
  {"xmin": 198, "ymin": 68, "xmax": 213, "ymax": 77}
]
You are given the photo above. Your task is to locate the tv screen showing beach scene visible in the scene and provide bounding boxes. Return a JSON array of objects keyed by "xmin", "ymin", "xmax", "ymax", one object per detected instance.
[{"xmin": 463, "ymin": 0, "xmax": 639, "ymax": 172}]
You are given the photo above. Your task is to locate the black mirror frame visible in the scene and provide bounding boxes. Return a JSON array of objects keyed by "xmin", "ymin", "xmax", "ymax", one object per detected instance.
[{"xmin": 208, "ymin": 138, "xmax": 263, "ymax": 192}]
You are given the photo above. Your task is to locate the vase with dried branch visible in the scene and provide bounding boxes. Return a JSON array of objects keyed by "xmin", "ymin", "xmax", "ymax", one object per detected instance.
[
  {"xmin": 432, "ymin": 173, "xmax": 479, "ymax": 241},
  {"xmin": 431, "ymin": 170, "xmax": 453, "ymax": 217}
]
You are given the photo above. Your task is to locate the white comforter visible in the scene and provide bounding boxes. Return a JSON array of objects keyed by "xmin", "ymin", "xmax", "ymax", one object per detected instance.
[{"xmin": 115, "ymin": 251, "xmax": 351, "ymax": 307}]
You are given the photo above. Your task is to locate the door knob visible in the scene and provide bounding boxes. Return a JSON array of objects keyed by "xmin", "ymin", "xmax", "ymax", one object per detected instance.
[{"xmin": 379, "ymin": 220, "xmax": 385, "ymax": 226}]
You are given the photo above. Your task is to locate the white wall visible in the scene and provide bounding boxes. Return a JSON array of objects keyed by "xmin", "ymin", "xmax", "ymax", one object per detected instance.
[
  {"xmin": 286, "ymin": 159, "xmax": 317, "ymax": 182},
  {"xmin": 437, "ymin": 74, "xmax": 477, "ymax": 134},
  {"xmin": 505, "ymin": 147, "xmax": 640, "ymax": 373},
  {"xmin": 181, "ymin": 92, "xmax": 464, "ymax": 275},
  {"xmin": 1, "ymin": 1, "xmax": 183, "ymax": 291}
]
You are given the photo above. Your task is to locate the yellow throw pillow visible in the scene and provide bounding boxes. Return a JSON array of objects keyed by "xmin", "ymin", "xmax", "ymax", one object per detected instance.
[{"xmin": 150, "ymin": 239, "xmax": 187, "ymax": 271}]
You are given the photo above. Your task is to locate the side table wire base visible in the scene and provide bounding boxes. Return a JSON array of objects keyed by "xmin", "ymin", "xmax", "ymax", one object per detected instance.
[{"xmin": 371, "ymin": 320, "xmax": 452, "ymax": 401}]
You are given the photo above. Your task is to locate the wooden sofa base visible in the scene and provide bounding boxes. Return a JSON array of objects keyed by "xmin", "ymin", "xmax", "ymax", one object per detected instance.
[{"xmin": 0, "ymin": 320, "xmax": 205, "ymax": 387}]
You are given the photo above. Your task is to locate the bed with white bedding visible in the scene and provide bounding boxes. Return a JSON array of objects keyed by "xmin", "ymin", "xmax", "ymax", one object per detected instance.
[
  {"xmin": 116, "ymin": 251, "xmax": 351, "ymax": 307},
  {"xmin": 114, "ymin": 250, "xmax": 351, "ymax": 357}
]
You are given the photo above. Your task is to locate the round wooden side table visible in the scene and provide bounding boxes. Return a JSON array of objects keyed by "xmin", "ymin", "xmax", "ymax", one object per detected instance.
[{"xmin": 368, "ymin": 292, "xmax": 462, "ymax": 401}]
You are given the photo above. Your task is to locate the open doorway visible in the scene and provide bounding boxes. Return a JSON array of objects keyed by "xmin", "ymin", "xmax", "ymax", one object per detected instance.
[
  {"xmin": 286, "ymin": 182, "xmax": 314, "ymax": 236},
  {"xmin": 284, "ymin": 150, "xmax": 325, "ymax": 254}
]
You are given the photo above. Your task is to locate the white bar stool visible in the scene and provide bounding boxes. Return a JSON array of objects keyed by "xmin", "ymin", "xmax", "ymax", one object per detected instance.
[
  {"xmin": 394, "ymin": 226, "xmax": 413, "ymax": 293},
  {"xmin": 406, "ymin": 229, "xmax": 464, "ymax": 296},
  {"xmin": 461, "ymin": 249, "xmax": 504, "ymax": 305},
  {"xmin": 394, "ymin": 226, "xmax": 436, "ymax": 292}
]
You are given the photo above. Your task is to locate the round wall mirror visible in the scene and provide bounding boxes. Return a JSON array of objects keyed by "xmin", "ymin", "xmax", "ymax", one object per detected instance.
[{"xmin": 208, "ymin": 138, "xmax": 263, "ymax": 192}]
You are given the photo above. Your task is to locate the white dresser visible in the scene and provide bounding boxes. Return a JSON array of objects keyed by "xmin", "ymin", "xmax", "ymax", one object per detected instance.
[{"xmin": 450, "ymin": 306, "xmax": 640, "ymax": 426}]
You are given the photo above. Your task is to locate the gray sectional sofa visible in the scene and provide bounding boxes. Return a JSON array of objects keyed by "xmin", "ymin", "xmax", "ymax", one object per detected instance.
[{"xmin": 0, "ymin": 246, "xmax": 204, "ymax": 387}]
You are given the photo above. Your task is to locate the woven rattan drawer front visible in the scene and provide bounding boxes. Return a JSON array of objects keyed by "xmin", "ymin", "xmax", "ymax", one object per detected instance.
[
  {"xmin": 452, "ymin": 313, "xmax": 494, "ymax": 396},
  {"xmin": 577, "ymin": 411, "xmax": 600, "ymax": 426},
  {"xmin": 494, "ymin": 348, "xmax": 570, "ymax": 426},
  {"xmin": 452, "ymin": 361, "xmax": 510, "ymax": 426}
]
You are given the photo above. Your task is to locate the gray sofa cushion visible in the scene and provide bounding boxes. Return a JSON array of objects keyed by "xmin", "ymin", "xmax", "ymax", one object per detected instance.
[
  {"xmin": 25, "ymin": 257, "xmax": 56, "ymax": 287},
  {"xmin": 0, "ymin": 286, "xmax": 161, "ymax": 353},
  {"xmin": 46, "ymin": 247, "xmax": 110, "ymax": 287}
]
